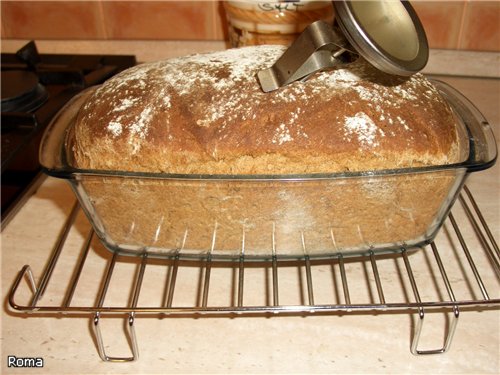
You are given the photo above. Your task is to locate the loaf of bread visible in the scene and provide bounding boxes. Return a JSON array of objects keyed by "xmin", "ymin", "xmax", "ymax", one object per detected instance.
[
  {"xmin": 69, "ymin": 46, "xmax": 465, "ymax": 257},
  {"xmin": 72, "ymin": 45, "xmax": 460, "ymax": 174}
]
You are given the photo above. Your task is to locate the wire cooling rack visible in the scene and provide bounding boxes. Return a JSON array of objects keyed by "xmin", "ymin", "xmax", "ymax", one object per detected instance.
[{"xmin": 8, "ymin": 185, "xmax": 500, "ymax": 362}]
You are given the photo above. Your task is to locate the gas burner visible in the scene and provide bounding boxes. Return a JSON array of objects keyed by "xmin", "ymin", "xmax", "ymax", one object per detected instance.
[
  {"xmin": 1, "ymin": 70, "xmax": 49, "ymax": 113},
  {"xmin": 1, "ymin": 40, "xmax": 136, "ymax": 226}
]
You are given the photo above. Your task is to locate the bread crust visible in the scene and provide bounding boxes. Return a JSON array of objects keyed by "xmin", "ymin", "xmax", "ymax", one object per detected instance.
[{"xmin": 72, "ymin": 45, "xmax": 460, "ymax": 174}]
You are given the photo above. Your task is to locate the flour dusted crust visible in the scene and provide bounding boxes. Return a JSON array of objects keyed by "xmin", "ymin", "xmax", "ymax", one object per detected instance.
[{"xmin": 72, "ymin": 45, "xmax": 461, "ymax": 174}]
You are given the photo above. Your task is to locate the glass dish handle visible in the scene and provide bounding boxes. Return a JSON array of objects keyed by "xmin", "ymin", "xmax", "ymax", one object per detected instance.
[
  {"xmin": 39, "ymin": 87, "xmax": 97, "ymax": 176},
  {"xmin": 432, "ymin": 79, "xmax": 498, "ymax": 171}
]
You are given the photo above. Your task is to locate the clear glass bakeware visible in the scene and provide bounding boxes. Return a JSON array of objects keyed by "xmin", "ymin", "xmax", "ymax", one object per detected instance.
[{"xmin": 39, "ymin": 80, "xmax": 497, "ymax": 260}]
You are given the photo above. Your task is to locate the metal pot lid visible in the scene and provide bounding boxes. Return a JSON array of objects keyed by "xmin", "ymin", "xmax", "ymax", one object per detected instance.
[{"xmin": 257, "ymin": 0, "xmax": 429, "ymax": 92}]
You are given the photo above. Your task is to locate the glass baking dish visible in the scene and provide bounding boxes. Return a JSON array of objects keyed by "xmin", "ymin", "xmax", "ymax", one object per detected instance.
[{"xmin": 40, "ymin": 80, "xmax": 497, "ymax": 261}]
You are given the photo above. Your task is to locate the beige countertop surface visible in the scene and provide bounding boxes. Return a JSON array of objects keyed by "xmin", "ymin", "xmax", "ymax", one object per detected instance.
[{"xmin": 1, "ymin": 40, "xmax": 499, "ymax": 374}]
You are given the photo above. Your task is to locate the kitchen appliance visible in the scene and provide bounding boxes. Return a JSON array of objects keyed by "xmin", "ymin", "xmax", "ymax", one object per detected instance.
[{"xmin": 0, "ymin": 41, "xmax": 136, "ymax": 226}]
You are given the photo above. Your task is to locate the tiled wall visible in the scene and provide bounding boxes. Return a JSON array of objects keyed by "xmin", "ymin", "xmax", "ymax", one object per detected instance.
[{"xmin": 1, "ymin": 1, "xmax": 499, "ymax": 52}]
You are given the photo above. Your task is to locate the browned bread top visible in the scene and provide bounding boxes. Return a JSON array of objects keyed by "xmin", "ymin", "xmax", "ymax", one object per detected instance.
[{"xmin": 72, "ymin": 45, "xmax": 460, "ymax": 174}]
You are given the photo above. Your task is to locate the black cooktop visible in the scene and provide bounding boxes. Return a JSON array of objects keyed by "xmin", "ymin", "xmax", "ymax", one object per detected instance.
[{"xmin": 1, "ymin": 41, "xmax": 136, "ymax": 226}]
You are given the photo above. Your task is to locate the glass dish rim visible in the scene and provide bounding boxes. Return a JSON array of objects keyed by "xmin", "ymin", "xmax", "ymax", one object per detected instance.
[{"xmin": 44, "ymin": 159, "xmax": 489, "ymax": 182}]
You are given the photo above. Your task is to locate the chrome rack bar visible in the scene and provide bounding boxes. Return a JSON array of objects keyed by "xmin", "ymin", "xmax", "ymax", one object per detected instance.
[
  {"xmin": 8, "ymin": 265, "xmax": 38, "ymax": 311},
  {"xmin": 30, "ymin": 201, "xmax": 80, "ymax": 307},
  {"xmin": 202, "ymin": 224, "xmax": 217, "ymax": 308},
  {"xmin": 402, "ymin": 248, "xmax": 426, "ymax": 355},
  {"xmin": 302, "ymin": 233, "xmax": 315, "ymax": 306},
  {"xmin": 449, "ymin": 212, "xmax": 490, "ymax": 300},
  {"xmin": 369, "ymin": 250, "xmax": 386, "ymax": 304},
  {"xmin": 165, "ymin": 250, "xmax": 180, "ymax": 309},
  {"xmin": 403, "ymin": 247, "xmax": 458, "ymax": 355},
  {"xmin": 463, "ymin": 185, "xmax": 500, "ymax": 257},
  {"xmin": 238, "ymin": 254, "xmax": 245, "ymax": 308},
  {"xmin": 272, "ymin": 224, "xmax": 279, "ymax": 307},
  {"xmin": 237, "ymin": 232, "xmax": 245, "ymax": 308},
  {"xmin": 63, "ymin": 230, "xmax": 93, "ymax": 308},
  {"xmin": 402, "ymin": 249, "xmax": 422, "ymax": 304},
  {"xmin": 430, "ymin": 242, "xmax": 458, "ymax": 303},
  {"xmin": 92, "ymin": 251, "xmax": 138, "ymax": 362},
  {"xmin": 459, "ymin": 191, "xmax": 500, "ymax": 278},
  {"xmin": 165, "ymin": 231, "xmax": 186, "ymax": 309},
  {"xmin": 271, "ymin": 255, "xmax": 279, "ymax": 307},
  {"xmin": 95, "ymin": 251, "xmax": 118, "ymax": 308},
  {"xmin": 337, "ymin": 253, "xmax": 351, "ymax": 305},
  {"xmin": 202, "ymin": 254, "xmax": 213, "ymax": 308},
  {"xmin": 130, "ymin": 253, "xmax": 148, "ymax": 309},
  {"xmin": 125, "ymin": 253, "xmax": 149, "ymax": 361},
  {"xmin": 430, "ymin": 242, "xmax": 459, "ymax": 353},
  {"xmin": 304, "ymin": 256, "xmax": 314, "ymax": 306}
]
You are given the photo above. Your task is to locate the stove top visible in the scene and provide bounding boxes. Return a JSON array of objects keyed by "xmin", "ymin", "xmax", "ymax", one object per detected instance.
[{"xmin": 1, "ymin": 41, "xmax": 136, "ymax": 226}]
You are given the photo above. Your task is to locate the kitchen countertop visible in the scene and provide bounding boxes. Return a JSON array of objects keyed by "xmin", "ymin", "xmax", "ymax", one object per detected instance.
[{"xmin": 1, "ymin": 40, "xmax": 499, "ymax": 374}]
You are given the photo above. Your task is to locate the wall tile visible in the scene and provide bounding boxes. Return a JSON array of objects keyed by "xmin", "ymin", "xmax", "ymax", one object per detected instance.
[
  {"xmin": 1, "ymin": 1, "xmax": 106, "ymax": 40},
  {"xmin": 412, "ymin": 1, "xmax": 466, "ymax": 49},
  {"xmin": 2, "ymin": 0, "xmax": 496, "ymax": 53},
  {"xmin": 214, "ymin": 1, "xmax": 228, "ymax": 41},
  {"xmin": 460, "ymin": 1, "xmax": 500, "ymax": 51},
  {"xmin": 1, "ymin": 17, "xmax": 6, "ymax": 39},
  {"xmin": 102, "ymin": 1, "xmax": 217, "ymax": 40}
]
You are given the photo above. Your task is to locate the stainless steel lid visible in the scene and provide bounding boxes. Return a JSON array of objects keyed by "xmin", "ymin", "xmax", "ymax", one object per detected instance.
[{"xmin": 257, "ymin": 0, "xmax": 429, "ymax": 92}]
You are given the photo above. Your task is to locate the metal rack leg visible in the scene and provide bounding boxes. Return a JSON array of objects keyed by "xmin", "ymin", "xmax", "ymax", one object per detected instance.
[
  {"xmin": 8, "ymin": 265, "xmax": 38, "ymax": 311},
  {"xmin": 410, "ymin": 306, "xmax": 459, "ymax": 355},
  {"xmin": 92, "ymin": 313, "xmax": 139, "ymax": 362},
  {"xmin": 89, "ymin": 251, "xmax": 147, "ymax": 362},
  {"xmin": 403, "ymin": 249, "xmax": 460, "ymax": 355}
]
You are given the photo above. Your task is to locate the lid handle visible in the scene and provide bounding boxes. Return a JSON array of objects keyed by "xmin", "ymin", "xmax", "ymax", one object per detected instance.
[
  {"xmin": 257, "ymin": 0, "xmax": 428, "ymax": 93},
  {"xmin": 257, "ymin": 21, "xmax": 354, "ymax": 93}
]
